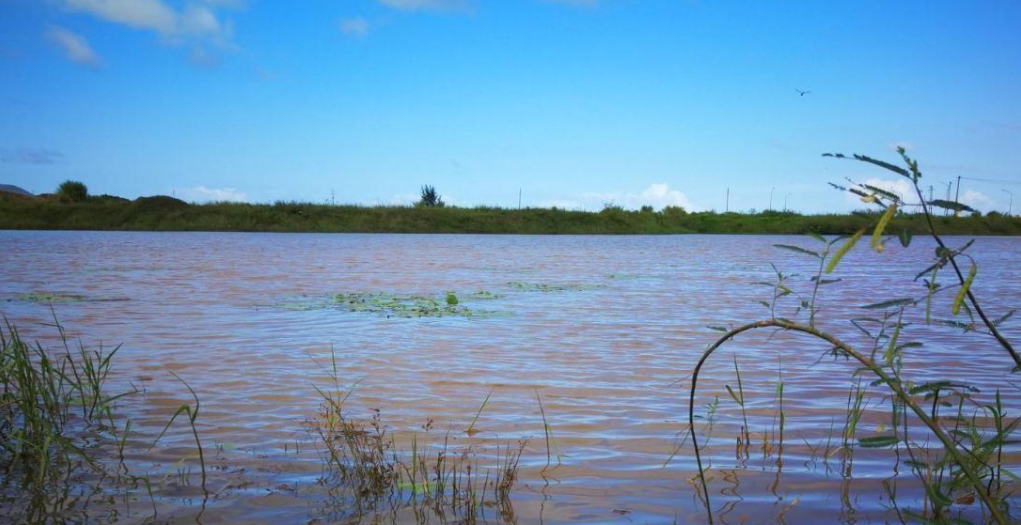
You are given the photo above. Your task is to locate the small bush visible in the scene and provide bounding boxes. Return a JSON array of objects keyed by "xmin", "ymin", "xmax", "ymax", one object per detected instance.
[
  {"xmin": 662, "ymin": 205, "xmax": 687, "ymax": 217},
  {"xmin": 56, "ymin": 180, "xmax": 88, "ymax": 202},
  {"xmin": 418, "ymin": 185, "xmax": 444, "ymax": 207}
]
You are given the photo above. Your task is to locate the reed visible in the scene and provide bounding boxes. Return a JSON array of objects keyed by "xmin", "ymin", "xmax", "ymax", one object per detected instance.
[
  {"xmin": 688, "ymin": 150, "xmax": 1020, "ymax": 525},
  {"xmin": 306, "ymin": 355, "xmax": 524, "ymax": 522}
]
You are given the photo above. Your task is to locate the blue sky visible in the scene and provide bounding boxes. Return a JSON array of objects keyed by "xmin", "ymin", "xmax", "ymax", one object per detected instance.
[{"xmin": 2, "ymin": 0, "xmax": 1020, "ymax": 213}]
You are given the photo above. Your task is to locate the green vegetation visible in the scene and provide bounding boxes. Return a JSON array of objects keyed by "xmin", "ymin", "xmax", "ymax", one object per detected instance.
[
  {"xmin": 0, "ymin": 321, "xmax": 150, "ymax": 522},
  {"xmin": 417, "ymin": 184, "xmax": 445, "ymax": 207},
  {"xmin": 307, "ymin": 348, "xmax": 522, "ymax": 523},
  {"xmin": 56, "ymin": 180, "xmax": 88, "ymax": 203},
  {"xmin": 688, "ymin": 150, "xmax": 1020, "ymax": 525},
  {"xmin": 333, "ymin": 292, "xmax": 483, "ymax": 318},
  {"xmin": 507, "ymin": 281, "xmax": 600, "ymax": 292},
  {"xmin": 2, "ymin": 192, "xmax": 1019, "ymax": 234}
]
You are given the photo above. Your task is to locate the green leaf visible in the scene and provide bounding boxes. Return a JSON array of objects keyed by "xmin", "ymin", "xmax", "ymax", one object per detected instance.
[
  {"xmin": 952, "ymin": 263, "xmax": 977, "ymax": 316},
  {"xmin": 861, "ymin": 183, "xmax": 901, "ymax": 203},
  {"xmin": 806, "ymin": 232, "xmax": 827, "ymax": 244},
  {"xmin": 898, "ymin": 229, "xmax": 912, "ymax": 248},
  {"xmin": 858, "ymin": 435, "xmax": 900, "ymax": 448},
  {"xmin": 861, "ymin": 298, "xmax": 916, "ymax": 310},
  {"xmin": 825, "ymin": 229, "xmax": 864, "ymax": 274},
  {"xmin": 925, "ymin": 483, "xmax": 954, "ymax": 509},
  {"xmin": 993, "ymin": 309, "xmax": 1016, "ymax": 327},
  {"xmin": 773, "ymin": 244, "xmax": 820, "ymax": 258},
  {"xmin": 871, "ymin": 203, "xmax": 897, "ymax": 251},
  {"xmin": 928, "ymin": 199, "xmax": 976, "ymax": 213},
  {"xmin": 851, "ymin": 154, "xmax": 913, "ymax": 179},
  {"xmin": 446, "ymin": 292, "xmax": 459, "ymax": 306},
  {"xmin": 725, "ymin": 385, "xmax": 743, "ymax": 405}
]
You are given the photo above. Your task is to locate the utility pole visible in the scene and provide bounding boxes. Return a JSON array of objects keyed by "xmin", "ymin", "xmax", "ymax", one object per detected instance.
[
  {"xmin": 954, "ymin": 175, "xmax": 961, "ymax": 206},
  {"xmin": 1003, "ymin": 189, "xmax": 1013, "ymax": 216},
  {"xmin": 518, "ymin": 188, "xmax": 522, "ymax": 210},
  {"xmin": 928, "ymin": 185, "xmax": 933, "ymax": 204},
  {"xmin": 768, "ymin": 187, "xmax": 775, "ymax": 212},
  {"xmin": 725, "ymin": 187, "xmax": 730, "ymax": 213},
  {"xmin": 784, "ymin": 192, "xmax": 791, "ymax": 213},
  {"xmin": 944, "ymin": 181, "xmax": 953, "ymax": 216},
  {"xmin": 331, "ymin": 189, "xmax": 335, "ymax": 206}
]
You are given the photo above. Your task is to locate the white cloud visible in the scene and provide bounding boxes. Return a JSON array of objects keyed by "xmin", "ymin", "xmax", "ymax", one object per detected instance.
[
  {"xmin": 960, "ymin": 189, "xmax": 994, "ymax": 212},
  {"xmin": 583, "ymin": 183, "xmax": 694, "ymax": 211},
  {"xmin": 45, "ymin": 26, "xmax": 102, "ymax": 67},
  {"xmin": 339, "ymin": 17, "xmax": 370, "ymax": 37},
  {"xmin": 177, "ymin": 186, "xmax": 247, "ymax": 203},
  {"xmin": 389, "ymin": 193, "xmax": 419, "ymax": 205},
  {"xmin": 537, "ymin": 199, "xmax": 582, "ymax": 210},
  {"xmin": 57, "ymin": 0, "xmax": 234, "ymax": 51},
  {"xmin": 61, "ymin": 0, "xmax": 177, "ymax": 34},
  {"xmin": 843, "ymin": 177, "xmax": 915, "ymax": 206}
]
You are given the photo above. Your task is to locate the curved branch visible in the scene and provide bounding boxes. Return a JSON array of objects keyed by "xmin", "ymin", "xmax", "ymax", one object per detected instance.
[
  {"xmin": 688, "ymin": 320, "xmax": 1008, "ymax": 525},
  {"xmin": 908, "ymin": 182, "xmax": 1020, "ymax": 367}
]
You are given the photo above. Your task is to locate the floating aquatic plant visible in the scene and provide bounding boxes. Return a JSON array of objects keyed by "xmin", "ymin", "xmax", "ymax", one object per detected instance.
[
  {"xmin": 11, "ymin": 293, "xmax": 130, "ymax": 304},
  {"xmin": 506, "ymin": 281, "xmax": 600, "ymax": 292}
]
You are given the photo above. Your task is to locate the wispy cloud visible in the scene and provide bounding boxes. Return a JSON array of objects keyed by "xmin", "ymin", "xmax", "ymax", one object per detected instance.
[
  {"xmin": 537, "ymin": 199, "xmax": 582, "ymax": 210},
  {"xmin": 339, "ymin": 17, "xmax": 370, "ymax": 37},
  {"xmin": 56, "ymin": 0, "xmax": 235, "ymax": 64},
  {"xmin": 1, "ymin": 147, "xmax": 64, "ymax": 165},
  {"xmin": 176, "ymin": 185, "xmax": 247, "ymax": 203},
  {"xmin": 373, "ymin": 0, "xmax": 470, "ymax": 12},
  {"xmin": 45, "ymin": 26, "xmax": 102, "ymax": 68}
]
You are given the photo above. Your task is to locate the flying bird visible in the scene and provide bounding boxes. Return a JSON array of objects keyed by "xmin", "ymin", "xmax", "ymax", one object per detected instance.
[{"xmin": 796, "ymin": 89, "xmax": 811, "ymax": 97}]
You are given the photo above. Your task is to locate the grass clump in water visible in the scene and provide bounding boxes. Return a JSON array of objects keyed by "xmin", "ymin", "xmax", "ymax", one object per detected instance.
[
  {"xmin": 0, "ymin": 318, "xmax": 209, "ymax": 523},
  {"xmin": 306, "ymin": 350, "xmax": 523, "ymax": 523},
  {"xmin": 0, "ymin": 320, "xmax": 139, "ymax": 521}
]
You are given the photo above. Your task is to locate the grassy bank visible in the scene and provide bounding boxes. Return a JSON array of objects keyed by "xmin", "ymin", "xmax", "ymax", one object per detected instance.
[{"xmin": 2, "ymin": 194, "xmax": 1020, "ymax": 235}]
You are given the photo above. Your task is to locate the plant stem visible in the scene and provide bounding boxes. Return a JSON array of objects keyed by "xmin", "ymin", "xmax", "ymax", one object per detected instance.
[{"xmin": 689, "ymin": 319, "xmax": 1009, "ymax": 525}]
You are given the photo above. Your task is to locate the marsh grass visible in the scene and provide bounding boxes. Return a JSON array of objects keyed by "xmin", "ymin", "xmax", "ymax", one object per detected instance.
[
  {"xmin": 306, "ymin": 348, "xmax": 524, "ymax": 523},
  {"xmin": 0, "ymin": 318, "xmax": 144, "ymax": 521},
  {"xmin": 0, "ymin": 317, "xmax": 214, "ymax": 523},
  {"xmin": 688, "ymin": 150, "xmax": 1021, "ymax": 524}
]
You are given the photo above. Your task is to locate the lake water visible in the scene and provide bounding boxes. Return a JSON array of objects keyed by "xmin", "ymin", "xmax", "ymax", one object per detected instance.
[{"xmin": 1, "ymin": 231, "xmax": 1019, "ymax": 524}]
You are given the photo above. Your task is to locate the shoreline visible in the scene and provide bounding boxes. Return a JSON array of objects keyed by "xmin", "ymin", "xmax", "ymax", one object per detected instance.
[{"xmin": 2, "ymin": 197, "xmax": 1019, "ymax": 235}]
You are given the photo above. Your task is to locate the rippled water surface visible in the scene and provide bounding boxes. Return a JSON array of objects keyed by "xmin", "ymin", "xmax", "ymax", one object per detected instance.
[{"xmin": 2, "ymin": 231, "xmax": 1019, "ymax": 524}]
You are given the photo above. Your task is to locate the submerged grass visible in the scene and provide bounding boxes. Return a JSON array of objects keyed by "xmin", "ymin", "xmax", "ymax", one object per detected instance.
[
  {"xmin": 0, "ymin": 317, "xmax": 214, "ymax": 523},
  {"xmin": 306, "ymin": 349, "xmax": 524, "ymax": 523},
  {"xmin": 687, "ymin": 150, "xmax": 1021, "ymax": 525}
]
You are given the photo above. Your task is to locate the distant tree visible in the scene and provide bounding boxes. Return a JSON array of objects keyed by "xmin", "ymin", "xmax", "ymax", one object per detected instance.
[
  {"xmin": 662, "ymin": 205, "xmax": 687, "ymax": 217},
  {"xmin": 57, "ymin": 180, "xmax": 88, "ymax": 202},
  {"xmin": 418, "ymin": 185, "xmax": 444, "ymax": 207},
  {"xmin": 600, "ymin": 201, "xmax": 623, "ymax": 213},
  {"xmin": 639, "ymin": 205, "xmax": 654, "ymax": 213}
]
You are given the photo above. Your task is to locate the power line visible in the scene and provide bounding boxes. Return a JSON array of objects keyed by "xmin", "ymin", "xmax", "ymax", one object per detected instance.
[{"xmin": 960, "ymin": 176, "xmax": 1021, "ymax": 186}]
